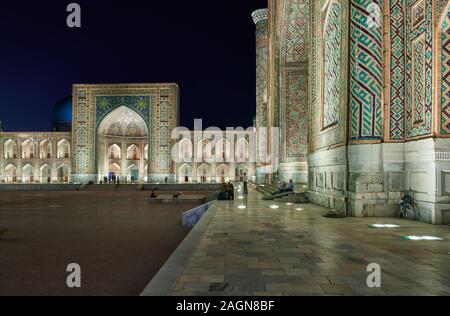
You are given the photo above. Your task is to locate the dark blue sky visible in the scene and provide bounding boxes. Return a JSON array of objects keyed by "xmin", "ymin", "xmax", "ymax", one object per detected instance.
[{"xmin": 0, "ymin": 0, "xmax": 267, "ymax": 131}]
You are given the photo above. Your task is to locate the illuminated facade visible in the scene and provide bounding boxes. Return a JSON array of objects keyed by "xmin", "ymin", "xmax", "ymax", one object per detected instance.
[
  {"xmin": 0, "ymin": 83, "xmax": 180, "ymax": 184},
  {"xmin": 0, "ymin": 132, "xmax": 71, "ymax": 183},
  {"xmin": 0, "ymin": 83, "xmax": 257, "ymax": 185},
  {"xmin": 254, "ymin": 0, "xmax": 450, "ymax": 224},
  {"xmin": 174, "ymin": 130, "xmax": 256, "ymax": 183}
]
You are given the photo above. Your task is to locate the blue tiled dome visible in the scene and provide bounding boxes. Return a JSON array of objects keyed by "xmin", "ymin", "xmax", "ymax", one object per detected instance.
[{"xmin": 52, "ymin": 95, "xmax": 72, "ymax": 132}]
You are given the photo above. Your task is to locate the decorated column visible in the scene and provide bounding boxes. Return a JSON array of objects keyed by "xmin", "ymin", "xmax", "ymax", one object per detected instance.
[
  {"xmin": 350, "ymin": 0, "xmax": 383, "ymax": 141},
  {"xmin": 252, "ymin": 8, "xmax": 269, "ymax": 183}
]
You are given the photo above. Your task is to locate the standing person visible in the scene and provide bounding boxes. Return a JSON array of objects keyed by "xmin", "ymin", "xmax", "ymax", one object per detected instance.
[
  {"xmin": 220, "ymin": 183, "xmax": 229, "ymax": 200},
  {"xmin": 243, "ymin": 173, "xmax": 248, "ymax": 194},
  {"xmin": 165, "ymin": 176, "xmax": 168, "ymax": 184},
  {"xmin": 228, "ymin": 182, "xmax": 235, "ymax": 201}
]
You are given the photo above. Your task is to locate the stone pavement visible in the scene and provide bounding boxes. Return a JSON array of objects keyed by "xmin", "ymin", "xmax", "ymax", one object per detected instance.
[{"xmin": 169, "ymin": 186, "xmax": 450, "ymax": 296}]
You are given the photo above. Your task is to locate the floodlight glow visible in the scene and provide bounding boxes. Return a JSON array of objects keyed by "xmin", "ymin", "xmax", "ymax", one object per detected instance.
[
  {"xmin": 369, "ymin": 224, "xmax": 400, "ymax": 228},
  {"xmin": 422, "ymin": 236, "xmax": 444, "ymax": 241},
  {"xmin": 286, "ymin": 203, "xmax": 293, "ymax": 206},
  {"xmin": 402, "ymin": 236, "xmax": 444, "ymax": 241},
  {"xmin": 270, "ymin": 205, "xmax": 279, "ymax": 209},
  {"xmin": 238, "ymin": 196, "xmax": 244, "ymax": 199},
  {"xmin": 296, "ymin": 208, "xmax": 304, "ymax": 211},
  {"xmin": 237, "ymin": 205, "xmax": 247, "ymax": 209}
]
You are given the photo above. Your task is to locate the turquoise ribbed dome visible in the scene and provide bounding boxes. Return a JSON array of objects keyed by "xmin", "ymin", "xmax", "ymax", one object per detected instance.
[{"xmin": 52, "ymin": 95, "xmax": 72, "ymax": 131}]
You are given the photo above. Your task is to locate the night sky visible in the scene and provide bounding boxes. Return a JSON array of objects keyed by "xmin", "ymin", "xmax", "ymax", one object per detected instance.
[{"xmin": 0, "ymin": 0, "xmax": 267, "ymax": 132}]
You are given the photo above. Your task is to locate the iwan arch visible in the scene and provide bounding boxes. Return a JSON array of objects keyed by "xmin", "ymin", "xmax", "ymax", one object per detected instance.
[
  {"xmin": 253, "ymin": 0, "xmax": 450, "ymax": 224},
  {"xmin": 71, "ymin": 84, "xmax": 179, "ymax": 184}
]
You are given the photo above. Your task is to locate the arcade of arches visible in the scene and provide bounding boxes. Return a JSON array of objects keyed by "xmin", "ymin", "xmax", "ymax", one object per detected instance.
[
  {"xmin": 0, "ymin": 133, "xmax": 71, "ymax": 183},
  {"xmin": 253, "ymin": 0, "xmax": 450, "ymax": 224}
]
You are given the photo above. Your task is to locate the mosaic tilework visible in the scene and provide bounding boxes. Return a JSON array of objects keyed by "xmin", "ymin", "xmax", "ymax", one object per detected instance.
[
  {"xmin": 267, "ymin": 0, "xmax": 280, "ymax": 131},
  {"xmin": 279, "ymin": 0, "xmax": 309, "ymax": 162},
  {"xmin": 95, "ymin": 95, "xmax": 151, "ymax": 127},
  {"xmin": 71, "ymin": 84, "xmax": 178, "ymax": 179},
  {"xmin": 389, "ymin": 0, "xmax": 406, "ymax": 140},
  {"xmin": 405, "ymin": 0, "xmax": 433, "ymax": 138},
  {"xmin": 285, "ymin": 71, "xmax": 308, "ymax": 158},
  {"xmin": 412, "ymin": 35, "xmax": 426, "ymax": 125},
  {"xmin": 254, "ymin": 12, "xmax": 269, "ymax": 130},
  {"xmin": 441, "ymin": 7, "xmax": 450, "ymax": 133},
  {"xmin": 350, "ymin": 0, "xmax": 383, "ymax": 140},
  {"xmin": 437, "ymin": 0, "xmax": 449, "ymax": 20},
  {"xmin": 323, "ymin": 3, "xmax": 341, "ymax": 129},
  {"xmin": 280, "ymin": 0, "xmax": 309, "ymax": 64},
  {"xmin": 309, "ymin": 0, "xmax": 347, "ymax": 151}
]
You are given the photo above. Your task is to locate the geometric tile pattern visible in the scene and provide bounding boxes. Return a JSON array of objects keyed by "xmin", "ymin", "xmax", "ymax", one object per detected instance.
[
  {"xmin": 285, "ymin": 71, "xmax": 308, "ymax": 158},
  {"xmin": 71, "ymin": 84, "xmax": 178, "ymax": 179},
  {"xmin": 323, "ymin": 3, "xmax": 341, "ymax": 129},
  {"xmin": 405, "ymin": 0, "xmax": 433, "ymax": 138},
  {"xmin": 412, "ymin": 36, "xmax": 425, "ymax": 125},
  {"xmin": 389, "ymin": 0, "xmax": 406, "ymax": 140},
  {"xmin": 441, "ymin": 7, "xmax": 450, "ymax": 134},
  {"xmin": 280, "ymin": 0, "xmax": 309, "ymax": 64},
  {"xmin": 279, "ymin": 0, "xmax": 309, "ymax": 162},
  {"xmin": 309, "ymin": 0, "xmax": 348, "ymax": 151},
  {"xmin": 350, "ymin": 0, "xmax": 383, "ymax": 140},
  {"xmin": 254, "ymin": 13, "xmax": 269, "ymax": 131}
]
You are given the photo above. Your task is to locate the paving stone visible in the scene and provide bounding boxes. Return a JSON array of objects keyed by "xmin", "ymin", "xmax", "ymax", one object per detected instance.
[{"xmin": 169, "ymin": 187, "xmax": 450, "ymax": 296}]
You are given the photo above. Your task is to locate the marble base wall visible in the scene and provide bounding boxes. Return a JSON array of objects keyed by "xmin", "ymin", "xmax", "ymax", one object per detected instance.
[
  {"xmin": 279, "ymin": 161, "xmax": 308, "ymax": 184},
  {"xmin": 307, "ymin": 140, "xmax": 450, "ymax": 225},
  {"xmin": 347, "ymin": 143, "xmax": 403, "ymax": 218},
  {"xmin": 404, "ymin": 138, "xmax": 450, "ymax": 225},
  {"xmin": 307, "ymin": 146, "xmax": 348, "ymax": 213}
]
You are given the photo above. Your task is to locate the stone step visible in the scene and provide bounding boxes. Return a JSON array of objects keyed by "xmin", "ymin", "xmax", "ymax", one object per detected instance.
[
  {"xmin": 274, "ymin": 193, "xmax": 309, "ymax": 203},
  {"xmin": 82, "ymin": 184, "xmax": 141, "ymax": 191}
]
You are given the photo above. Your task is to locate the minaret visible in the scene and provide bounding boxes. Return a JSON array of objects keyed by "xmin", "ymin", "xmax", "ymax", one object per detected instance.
[{"xmin": 252, "ymin": 8, "xmax": 269, "ymax": 183}]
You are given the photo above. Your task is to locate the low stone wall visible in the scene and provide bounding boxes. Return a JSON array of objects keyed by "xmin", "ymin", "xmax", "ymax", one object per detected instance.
[
  {"xmin": 0, "ymin": 184, "xmax": 82, "ymax": 191},
  {"xmin": 182, "ymin": 201, "xmax": 215, "ymax": 229},
  {"xmin": 143, "ymin": 183, "xmax": 222, "ymax": 192},
  {"xmin": 141, "ymin": 203, "xmax": 219, "ymax": 296}
]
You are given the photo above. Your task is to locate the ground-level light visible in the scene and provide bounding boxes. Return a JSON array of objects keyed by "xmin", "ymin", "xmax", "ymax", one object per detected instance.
[
  {"xmin": 270, "ymin": 205, "xmax": 279, "ymax": 209},
  {"xmin": 369, "ymin": 224, "xmax": 400, "ymax": 228},
  {"xmin": 402, "ymin": 236, "xmax": 444, "ymax": 241},
  {"xmin": 237, "ymin": 205, "xmax": 247, "ymax": 209}
]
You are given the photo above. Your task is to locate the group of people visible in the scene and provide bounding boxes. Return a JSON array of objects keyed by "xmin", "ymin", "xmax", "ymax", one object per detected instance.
[
  {"xmin": 100, "ymin": 175, "xmax": 121, "ymax": 185},
  {"xmin": 218, "ymin": 173, "xmax": 250, "ymax": 201},
  {"xmin": 221, "ymin": 182, "xmax": 235, "ymax": 200},
  {"xmin": 272, "ymin": 179, "xmax": 295, "ymax": 196}
]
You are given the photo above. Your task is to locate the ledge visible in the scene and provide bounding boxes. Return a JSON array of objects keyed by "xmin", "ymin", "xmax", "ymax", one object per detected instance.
[{"xmin": 140, "ymin": 202, "xmax": 219, "ymax": 296}]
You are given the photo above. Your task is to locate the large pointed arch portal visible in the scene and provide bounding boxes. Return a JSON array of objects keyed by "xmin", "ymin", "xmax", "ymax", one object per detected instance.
[{"xmin": 97, "ymin": 106, "xmax": 149, "ymax": 183}]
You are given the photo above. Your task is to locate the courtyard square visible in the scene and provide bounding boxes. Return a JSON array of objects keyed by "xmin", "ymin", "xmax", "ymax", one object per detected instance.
[{"xmin": 0, "ymin": 190, "xmax": 207, "ymax": 296}]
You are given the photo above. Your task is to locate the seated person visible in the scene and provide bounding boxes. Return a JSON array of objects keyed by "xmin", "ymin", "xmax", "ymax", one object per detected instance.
[
  {"xmin": 218, "ymin": 183, "xmax": 230, "ymax": 200},
  {"xmin": 150, "ymin": 188, "xmax": 158, "ymax": 198},
  {"xmin": 286, "ymin": 179, "xmax": 294, "ymax": 192},
  {"xmin": 272, "ymin": 181, "xmax": 292, "ymax": 196}
]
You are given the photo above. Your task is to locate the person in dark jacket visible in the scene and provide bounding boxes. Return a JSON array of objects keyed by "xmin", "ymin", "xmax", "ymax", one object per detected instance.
[{"xmin": 228, "ymin": 182, "xmax": 235, "ymax": 200}]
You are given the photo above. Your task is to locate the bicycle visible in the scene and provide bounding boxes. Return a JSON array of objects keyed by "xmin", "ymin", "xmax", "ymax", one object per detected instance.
[{"xmin": 400, "ymin": 193, "xmax": 421, "ymax": 221}]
